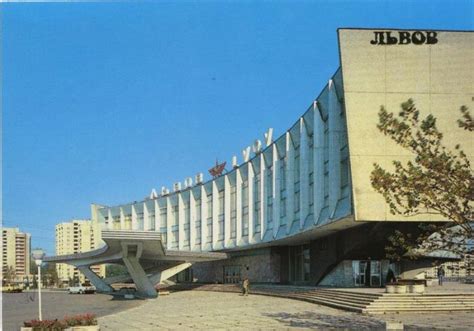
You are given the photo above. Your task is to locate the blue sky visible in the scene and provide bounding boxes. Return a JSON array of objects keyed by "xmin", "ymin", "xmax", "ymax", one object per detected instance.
[{"xmin": 3, "ymin": 1, "xmax": 473, "ymax": 255}]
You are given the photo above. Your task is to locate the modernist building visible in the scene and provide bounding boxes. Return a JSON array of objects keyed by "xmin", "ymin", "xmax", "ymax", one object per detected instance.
[
  {"xmin": 1, "ymin": 227, "xmax": 31, "ymax": 283},
  {"xmin": 48, "ymin": 28, "xmax": 473, "ymax": 291},
  {"xmin": 55, "ymin": 220, "xmax": 105, "ymax": 285}
]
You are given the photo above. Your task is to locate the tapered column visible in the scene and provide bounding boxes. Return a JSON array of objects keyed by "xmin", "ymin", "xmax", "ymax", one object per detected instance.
[
  {"xmin": 108, "ymin": 210, "xmax": 114, "ymax": 230},
  {"xmin": 272, "ymin": 144, "xmax": 281, "ymax": 238},
  {"xmin": 259, "ymin": 153, "xmax": 266, "ymax": 240},
  {"xmin": 212, "ymin": 181, "xmax": 219, "ymax": 249},
  {"xmin": 285, "ymin": 132, "xmax": 295, "ymax": 235},
  {"xmin": 314, "ymin": 101, "xmax": 325, "ymax": 224},
  {"xmin": 328, "ymin": 79, "xmax": 342, "ymax": 218},
  {"xmin": 299, "ymin": 118, "xmax": 309, "ymax": 229},
  {"xmin": 224, "ymin": 176, "xmax": 231, "ymax": 246},
  {"xmin": 248, "ymin": 163, "xmax": 255, "ymax": 241},
  {"xmin": 121, "ymin": 248, "xmax": 157, "ymax": 298},
  {"xmin": 143, "ymin": 203, "xmax": 150, "ymax": 231},
  {"xmin": 166, "ymin": 197, "xmax": 173, "ymax": 250},
  {"xmin": 200, "ymin": 185, "xmax": 208, "ymax": 251},
  {"xmin": 154, "ymin": 200, "xmax": 160, "ymax": 233},
  {"xmin": 120, "ymin": 208, "xmax": 125, "ymax": 230},
  {"xmin": 236, "ymin": 168, "xmax": 243, "ymax": 242},
  {"xmin": 131, "ymin": 205, "xmax": 138, "ymax": 230},
  {"xmin": 149, "ymin": 263, "xmax": 192, "ymax": 285},
  {"xmin": 77, "ymin": 266, "xmax": 114, "ymax": 293},
  {"xmin": 178, "ymin": 193, "xmax": 185, "ymax": 250},
  {"xmin": 189, "ymin": 190, "xmax": 196, "ymax": 249}
]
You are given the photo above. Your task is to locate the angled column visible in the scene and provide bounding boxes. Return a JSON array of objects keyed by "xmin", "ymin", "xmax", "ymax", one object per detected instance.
[
  {"xmin": 121, "ymin": 242, "xmax": 157, "ymax": 298},
  {"xmin": 77, "ymin": 265, "xmax": 114, "ymax": 293},
  {"xmin": 149, "ymin": 262, "xmax": 192, "ymax": 285}
]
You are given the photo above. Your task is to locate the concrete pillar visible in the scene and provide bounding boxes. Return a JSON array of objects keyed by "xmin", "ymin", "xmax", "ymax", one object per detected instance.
[
  {"xmin": 166, "ymin": 197, "xmax": 173, "ymax": 250},
  {"xmin": 328, "ymin": 79, "xmax": 342, "ymax": 218},
  {"xmin": 154, "ymin": 200, "xmax": 160, "ymax": 233},
  {"xmin": 285, "ymin": 132, "xmax": 295, "ymax": 235},
  {"xmin": 189, "ymin": 189, "xmax": 196, "ymax": 249},
  {"xmin": 259, "ymin": 153, "xmax": 266, "ymax": 240},
  {"xmin": 200, "ymin": 185, "xmax": 207, "ymax": 251},
  {"xmin": 248, "ymin": 162, "xmax": 255, "ymax": 241},
  {"xmin": 131, "ymin": 204, "xmax": 138, "ymax": 230},
  {"xmin": 120, "ymin": 207, "xmax": 125, "ymax": 230},
  {"xmin": 121, "ymin": 243, "xmax": 157, "ymax": 298},
  {"xmin": 272, "ymin": 144, "xmax": 281, "ymax": 238},
  {"xmin": 178, "ymin": 193, "xmax": 185, "ymax": 250},
  {"xmin": 149, "ymin": 262, "xmax": 192, "ymax": 285},
  {"xmin": 212, "ymin": 181, "xmax": 219, "ymax": 249},
  {"xmin": 108, "ymin": 209, "xmax": 114, "ymax": 230},
  {"xmin": 224, "ymin": 176, "xmax": 231, "ymax": 247},
  {"xmin": 143, "ymin": 202, "xmax": 150, "ymax": 231},
  {"xmin": 236, "ymin": 168, "xmax": 243, "ymax": 243},
  {"xmin": 314, "ymin": 102, "xmax": 325, "ymax": 224},
  {"xmin": 77, "ymin": 265, "xmax": 114, "ymax": 293},
  {"xmin": 299, "ymin": 118, "xmax": 309, "ymax": 229}
]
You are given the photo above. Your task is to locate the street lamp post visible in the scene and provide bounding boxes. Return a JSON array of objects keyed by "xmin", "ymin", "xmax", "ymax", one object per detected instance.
[{"xmin": 32, "ymin": 249, "xmax": 45, "ymax": 321}]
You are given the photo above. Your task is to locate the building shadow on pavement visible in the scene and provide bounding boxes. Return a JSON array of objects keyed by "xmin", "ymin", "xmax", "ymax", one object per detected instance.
[
  {"xmin": 263, "ymin": 311, "xmax": 385, "ymax": 330},
  {"xmin": 263, "ymin": 311, "xmax": 441, "ymax": 330}
]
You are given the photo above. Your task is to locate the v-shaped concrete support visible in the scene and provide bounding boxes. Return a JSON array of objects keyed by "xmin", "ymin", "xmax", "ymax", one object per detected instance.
[
  {"xmin": 77, "ymin": 266, "xmax": 114, "ymax": 293},
  {"xmin": 149, "ymin": 262, "xmax": 192, "ymax": 286}
]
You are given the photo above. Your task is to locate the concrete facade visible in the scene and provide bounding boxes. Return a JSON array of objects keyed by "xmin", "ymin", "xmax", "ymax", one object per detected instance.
[
  {"xmin": 59, "ymin": 29, "xmax": 472, "ymax": 289},
  {"xmin": 1, "ymin": 227, "xmax": 31, "ymax": 283}
]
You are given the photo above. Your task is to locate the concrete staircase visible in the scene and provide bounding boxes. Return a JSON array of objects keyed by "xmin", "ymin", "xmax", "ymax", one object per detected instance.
[
  {"xmin": 166, "ymin": 283, "xmax": 474, "ymax": 314},
  {"xmin": 365, "ymin": 293, "xmax": 474, "ymax": 314}
]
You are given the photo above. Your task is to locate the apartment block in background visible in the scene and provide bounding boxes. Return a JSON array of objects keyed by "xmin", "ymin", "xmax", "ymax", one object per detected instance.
[
  {"xmin": 1, "ymin": 227, "xmax": 31, "ymax": 283},
  {"xmin": 55, "ymin": 220, "xmax": 105, "ymax": 285}
]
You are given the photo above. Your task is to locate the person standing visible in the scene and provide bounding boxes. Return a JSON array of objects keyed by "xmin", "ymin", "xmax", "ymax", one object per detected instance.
[
  {"xmin": 242, "ymin": 277, "xmax": 250, "ymax": 296},
  {"xmin": 437, "ymin": 266, "xmax": 445, "ymax": 286}
]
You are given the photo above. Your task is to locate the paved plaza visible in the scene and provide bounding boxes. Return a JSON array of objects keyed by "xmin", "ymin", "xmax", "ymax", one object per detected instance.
[
  {"xmin": 2, "ymin": 291, "xmax": 142, "ymax": 331},
  {"xmin": 98, "ymin": 291, "xmax": 474, "ymax": 330}
]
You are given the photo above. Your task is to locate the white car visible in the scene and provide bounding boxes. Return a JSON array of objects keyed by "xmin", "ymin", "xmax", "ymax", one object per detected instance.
[{"xmin": 68, "ymin": 284, "xmax": 96, "ymax": 294}]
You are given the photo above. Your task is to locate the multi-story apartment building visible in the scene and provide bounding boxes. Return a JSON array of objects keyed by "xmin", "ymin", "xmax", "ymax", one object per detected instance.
[
  {"xmin": 1, "ymin": 227, "xmax": 31, "ymax": 283},
  {"xmin": 55, "ymin": 220, "xmax": 105, "ymax": 285}
]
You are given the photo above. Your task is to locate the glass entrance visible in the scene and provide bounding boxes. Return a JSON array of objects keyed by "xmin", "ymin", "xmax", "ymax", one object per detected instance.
[
  {"xmin": 370, "ymin": 261, "xmax": 381, "ymax": 287},
  {"xmin": 353, "ymin": 260, "xmax": 381, "ymax": 287},
  {"xmin": 289, "ymin": 245, "xmax": 310, "ymax": 283}
]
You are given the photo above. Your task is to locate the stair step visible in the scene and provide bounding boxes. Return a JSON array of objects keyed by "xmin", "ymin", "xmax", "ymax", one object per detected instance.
[
  {"xmin": 292, "ymin": 293, "xmax": 375, "ymax": 305},
  {"xmin": 289, "ymin": 295, "xmax": 368, "ymax": 309},
  {"xmin": 305, "ymin": 291, "xmax": 380, "ymax": 301},
  {"xmin": 366, "ymin": 307, "xmax": 474, "ymax": 314}
]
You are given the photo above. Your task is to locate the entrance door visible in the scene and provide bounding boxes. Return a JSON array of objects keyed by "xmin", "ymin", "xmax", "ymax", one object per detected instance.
[
  {"xmin": 353, "ymin": 261, "xmax": 368, "ymax": 286},
  {"xmin": 353, "ymin": 260, "xmax": 381, "ymax": 287},
  {"xmin": 223, "ymin": 266, "xmax": 241, "ymax": 284},
  {"xmin": 289, "ymin": 245, "xmax": 310, "ymax": 283},
  {"xmin": 370, "ymin": 261, "xmax": 381, "ymax": 287}
]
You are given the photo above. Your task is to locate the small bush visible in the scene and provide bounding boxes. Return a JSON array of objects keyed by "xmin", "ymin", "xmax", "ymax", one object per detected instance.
[
  {"xmin": 23, "ymin": 319, "xmax": 65, "ymax": 330},
  {"xmin": 24, "ymin": 313, "xmax": 97, "ymax": 330}
]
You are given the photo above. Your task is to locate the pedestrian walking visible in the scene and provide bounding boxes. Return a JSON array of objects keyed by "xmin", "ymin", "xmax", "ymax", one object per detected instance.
[
  {"xmin": 242, "ymin": 277, "xmax": 250, "ymax": 296},
  {"xmin": 437, "ymin": 266, "xmax": 445, "ymax": 286}
]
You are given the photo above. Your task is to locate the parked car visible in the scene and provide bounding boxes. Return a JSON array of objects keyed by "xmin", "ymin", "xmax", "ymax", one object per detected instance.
[{"xmin": 68, "ymin": 284, "xmax": 96, "ymax": 294}]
